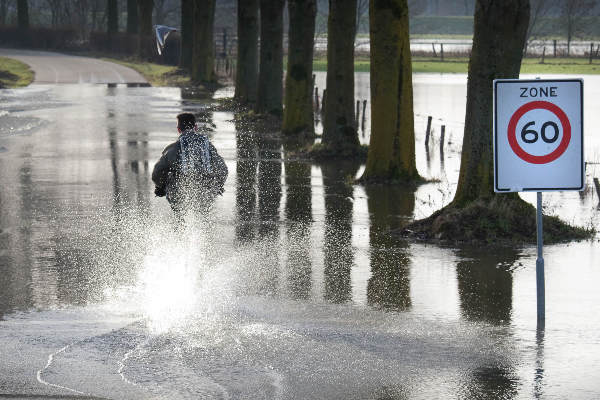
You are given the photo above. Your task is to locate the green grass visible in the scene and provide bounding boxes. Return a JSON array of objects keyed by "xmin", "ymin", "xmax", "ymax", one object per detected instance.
[
  {"xmin": 0, "ymin": 57, "xmax": 34, "ymax": 88},
  {"xmin": 101, "ymin": 57, "xmax": 192, "ymax": 87},
  {"xmin": 313, "ymin": 56, "xmax": 600, "ymax": 75}
]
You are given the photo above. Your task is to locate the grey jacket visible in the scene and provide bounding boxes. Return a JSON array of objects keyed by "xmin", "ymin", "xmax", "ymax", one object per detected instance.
[{"xmin": 152, "ymin": 131, "xmax": 228, "ymax": 204}]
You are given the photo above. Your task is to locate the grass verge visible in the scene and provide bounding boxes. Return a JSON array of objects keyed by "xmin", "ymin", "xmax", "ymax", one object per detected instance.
[
  {"xmin": 0, "ymin": 57, "xmax": 34, "ymax": 88},
  {"xmin": 401, "ymin": 196, "xmax": 595, "ymax": 246},
  {"xmin": 100, "ymin": 57, "xmax": 192, "ymax": 87}
]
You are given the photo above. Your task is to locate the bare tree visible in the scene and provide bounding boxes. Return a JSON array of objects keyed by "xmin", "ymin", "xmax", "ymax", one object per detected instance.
[
  {"xmin": 234, "ymin": 0, "xmax": 259, "ymax": 104},
  {"xmin": 17, "ymin": 0, "xmax": 28, "ymax": 30},
  {"xmin": 137, "ymin": 0, "xmax": 155, "ymax": 60},
  {"xmin": 0, "ymin": 0, "xmax": 8, "ymax": 26},
  {"xmin": 255, "ymin": 0, "xmax": 285, "ymax": 115},
  {"xmin": 322, "ymin": 0, "xmax": 359, "ymax": 153},
  {"xmin": 356, "ymin": 0, "xmax": 368, "ymax": 37},
  {"xmin": 154, "ymin": 0, "xmax": 178, "ymax": 24},
  {"xmin": 107, "ymin": 0, "xmax": 118, "ymax": 33},
  {"xmin": 524, "ymin": 0, "xmax": 555, "ymax": 54},
  {"xmin": 560, "ymin": 0, "xmax": 597, "ymax": 55},
  {"xmin": 180, "ymin": 0, "xmax": 193, "ymax": 69},
  {"xmin": 127, "ymin": 0, "xmax": 138, "ymax": 33}
]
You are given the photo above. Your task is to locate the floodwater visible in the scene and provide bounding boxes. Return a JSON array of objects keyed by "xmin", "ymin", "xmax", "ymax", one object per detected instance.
[{"xmin": 0, "ymin": 74, "xmax": 599, "ymax": 399}]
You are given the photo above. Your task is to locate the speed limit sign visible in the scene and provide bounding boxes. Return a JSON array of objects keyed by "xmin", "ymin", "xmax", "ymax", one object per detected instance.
[{"xmin": 494, "ymin": 79, "xmax": 584, "ymax": 192}]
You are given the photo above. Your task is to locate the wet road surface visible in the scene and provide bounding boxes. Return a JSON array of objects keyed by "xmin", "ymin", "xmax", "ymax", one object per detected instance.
[
  {"xmin": 0, "ymin": 48, "xmax": 148, "ymax": 85},
  {"xmin": 0, "ymin": 74, "xmax": 599, "ymax": 399}
]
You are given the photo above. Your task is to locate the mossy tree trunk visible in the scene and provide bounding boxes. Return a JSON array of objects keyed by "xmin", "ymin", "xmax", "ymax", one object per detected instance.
[
  {"xmin": 361, "ymin": 0, "xmax": 419, "ymax": 182},
  {"xmin": 282, "ymin": 0, "xmax": 316, "ymax": 136},
  {"xmin": 451, "ymin": 0, "xmax": 530, "ymax": 207},
  {"xmin": 137, "ymin": 0, "xmax": 154, "ymax": 60},
  {"xmin": 234, "ymin": 0, "xmax": 259, "ymax": 105},
  {"xmin": 179, "ymin": 0, "xmax": 193, "ymax": 70},
  {"xmin": 322, "ymin": 0, "xmax": 359, "ymax": 152},
  {"xmin": 127, "ymin": 0, "xmax": 138, "ymax": 34},
  {"xmin": 255, "ymin": 0, "xmax": 285, "ymax": 116},
  {"xmin": 191, "ymin": 0, "xmax": 216, "ymax": 84}
]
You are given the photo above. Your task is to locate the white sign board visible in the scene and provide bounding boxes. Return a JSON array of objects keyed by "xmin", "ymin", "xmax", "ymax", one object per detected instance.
[{"xmin": 494, "ymin": 79, "xmax": 584, "ymax": 192}]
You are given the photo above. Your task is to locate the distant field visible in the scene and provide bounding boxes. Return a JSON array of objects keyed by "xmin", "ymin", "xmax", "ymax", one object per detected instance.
[
  {"xmin": 406, "ymin": 15, "xmax": 600, "ymax": 39},
  {"xmin": 313, "ymin": 56, "xmax": 600, "ymax": 75}
]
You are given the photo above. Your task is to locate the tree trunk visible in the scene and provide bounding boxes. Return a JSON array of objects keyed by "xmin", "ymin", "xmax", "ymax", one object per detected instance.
[
  {"xmin": 107, "ymin": 0, "xmax": 118, "ymax": 33},
  {"xmin": 234, "ymin": 0, "xmax": 259, "ymax": 104},
  {"xmin": 179, "ymin": 0, "xmax": 193, "ymax": 69},
  {"xmin": 255, "ymin": 0, "xmax": 285, "ymax": 116},
  {"xmin": 191, "ymin": 0, "xmax": 216, "ymax": 84},
  {"xmin": 137, "ymin": 0, "xmax": 155, "ymax": 60},
  {"xmin": 452, "ymin": 0, "xmax": 530, "ymax": 207},
  {"xmin": 127, "ymin": 0, "xmax": 138, "ymax": 34},
  {"xmin": 17, "ymin": 0, "xmax": 29, "ymax": 30},
  {"xmin": 322, "ymin": 0, "xmax": 359, "ymax": 152},
  {"xmin": 362, "ymin": 0, "xmax": 419, "ymax": 182},
  {"xmin": 282, "ymin": 0, "xmax": 316, "ymax": 136}
]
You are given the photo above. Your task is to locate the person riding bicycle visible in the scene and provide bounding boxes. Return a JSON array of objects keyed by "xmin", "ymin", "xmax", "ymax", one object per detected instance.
[{"xmin": 152, "ymin": 113, "xmax": 228, "ymax": 216}]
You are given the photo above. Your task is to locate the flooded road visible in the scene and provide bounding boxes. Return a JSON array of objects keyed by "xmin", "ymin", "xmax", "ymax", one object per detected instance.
[{"xmin": 0, "ymin": 75, "xmax": 599, "ymax": 399}]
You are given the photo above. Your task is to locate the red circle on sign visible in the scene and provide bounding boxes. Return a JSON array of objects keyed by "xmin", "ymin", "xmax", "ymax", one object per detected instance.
[{"xmin": 507, "ymin": 100, "xmax": 571, "ymax": 164}]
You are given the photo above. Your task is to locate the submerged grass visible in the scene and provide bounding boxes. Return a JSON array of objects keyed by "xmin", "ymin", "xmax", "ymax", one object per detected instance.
[{"xmin": 0, "ymin": 57, "xmax": 34, "ymax": 88}]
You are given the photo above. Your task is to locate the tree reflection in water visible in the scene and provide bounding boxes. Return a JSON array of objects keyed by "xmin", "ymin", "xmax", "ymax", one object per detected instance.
[
  {"xmin": 365, "ymin": 185, "xmax": 414, "ymax": 311},
  {"xmin": 321, "ymin": 160, "xmax": 359, "ymax": 303},
  {"xmin": 284, "ymin": 141, "xmax": 312, "ymax": 300},
  {"xmin": 234, "ymin": 123, "xmax": 282, "ymax": 296},
  {"xmin": 234, "ymin": 125, "xmax": 258, "ymax": 243},
  {"xmin": 455, "ymin": 247, "xmax": 518, "ymax": 324}
]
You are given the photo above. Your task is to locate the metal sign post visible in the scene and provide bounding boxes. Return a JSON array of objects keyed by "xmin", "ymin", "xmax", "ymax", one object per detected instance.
[
  {"xmin": 494, "ymin": 78, "xmax": 584, "ymax": 326},
  {"xmin": 536, "ymin": 192, "xmax": 545, "ymax": 326}
]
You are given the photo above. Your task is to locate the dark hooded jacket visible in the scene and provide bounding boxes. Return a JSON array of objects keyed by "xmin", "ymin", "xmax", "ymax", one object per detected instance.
[{"xmin": 152, "ymin": 129, "xmax": 228, "ymax": 206}]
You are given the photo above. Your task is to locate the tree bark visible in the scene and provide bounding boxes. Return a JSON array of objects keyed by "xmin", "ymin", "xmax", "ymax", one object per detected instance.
[
  {"xmin": 452, "ymin": 0, "xmax": 530, "ymax": 207},
  {"xmin": 362, "ymin": 0, "xmax": 419, "ymax": 181},
  {"xmin": 107, "ymin": 0, "xmax": 118, "ymax": 33},
  {"xmin": 191, "ymin": 0, "xmax": 216, "ymax": 84},
  {"xmin": 322, "ymin": 0, "xmax": 359, "ymax": 152},
  {"xmin": 179, "ymin": 0, "xmax": 193, "ymax": 69},
  {"xmin": 137, "ymin": 0, "xmax": 155, "ymax": 60},
  {"xmin": 282, "ymin": 0, "xmax": 316, "ymax": 136},
  {"xmin": 255, "ymin": 0, "xmax": 285, "ymax": 116},
  {"xmin": 234, "ymin": 0, "xmax": 259, "ymax": 104},
  {"xmin": 127, "ymin": 0, "xmax": 138, "ymax": 34}
]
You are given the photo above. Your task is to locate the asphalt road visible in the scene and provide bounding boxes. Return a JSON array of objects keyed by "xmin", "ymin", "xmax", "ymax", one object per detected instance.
[{"xmin": 0, "ymin": 48, "xmax": 148, "ymax": 85}]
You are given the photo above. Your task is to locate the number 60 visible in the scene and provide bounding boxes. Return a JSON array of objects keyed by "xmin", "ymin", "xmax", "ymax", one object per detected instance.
[{"xmin": 521, "ymin": 121, "xmax": 560, "ymax": 144}]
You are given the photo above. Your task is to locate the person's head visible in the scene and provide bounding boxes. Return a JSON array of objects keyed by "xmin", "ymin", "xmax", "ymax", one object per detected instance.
[{"xmin": 176, "ymin": 113, "xmax": 196, "ymax": 133}]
